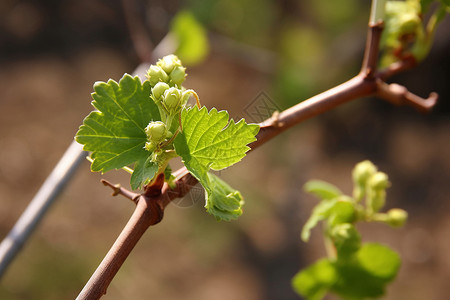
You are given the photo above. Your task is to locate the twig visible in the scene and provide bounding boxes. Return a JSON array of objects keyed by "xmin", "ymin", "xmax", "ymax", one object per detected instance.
[
  {"xmin": 101, "ymin": 179, "xmax": 140, "ymax": 203},
  {"xmin": 77, "ymin": 174, "xmax": 197, "ymax": 299},
  {"xmin": 376, "ymin": 80, "xmax": 438, "ymax": 113},
  {"xmin": 0, "ymin": 141, "xmax": 88, "ymax": 278},
  {"xmin": 77, "ymin": 10, "xmax": 440, "ymax": 300},
  {"xmin": 76, "ymin": 193, "xmax": 164, "ymax": 299}
]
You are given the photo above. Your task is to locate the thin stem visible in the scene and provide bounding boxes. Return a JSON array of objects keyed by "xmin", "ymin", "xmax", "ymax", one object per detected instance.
[
  {"xmin": 370, "ymin": 0, "xmax": 386, "ymax": 25},
  {"xmin": 101, "ymin": 179, "xmax": 139, "ymax": 202},
  {"xmin": 360, "ymin": 22, "xmax": 384, "ymax": 77},
  {"xmin": 324, "ymin": 234, "xmax": 337, "ymax": 261}
]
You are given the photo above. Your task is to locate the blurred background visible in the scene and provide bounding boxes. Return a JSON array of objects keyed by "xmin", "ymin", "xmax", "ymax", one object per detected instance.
[{"xmin": 0, "ymin": 0, "xmax": 449, "ymax": 299}]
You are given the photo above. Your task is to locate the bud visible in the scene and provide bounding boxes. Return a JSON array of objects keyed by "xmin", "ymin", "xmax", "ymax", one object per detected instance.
[
  {"xmin": 369, "ymin": 190, "xmax": 386, "ymax": 213},
  {"xmin": 146, "ymin": 65, "xmax": 169, "ymax": 86},
  {"xmin": 170, "ymin": 66, "xmax": 186, "ymax": 86},
  {"xmin": 368, "ymin": 172, "xmax": 390, "ymax": 190},
  {"xmin": 145, "ymin": 121, "xmax": 167, "ymax": 147},
  {"xmin": 157, "ymin": 54, "xmax": 182, "ymax": 74},
  {"xmin": 162, "ymin": 87, "xmax": 182, "ymax": 113},
  {"xmin": 331, "ymin": 223, "xmax": 361, "ymax": 258},
  {"xmin": 352, "ymin": 160, "xmax": 377, "ymax": 186},
  {"xmin": 152, "ymin": 82, "xmax": 170, "ymax": 100},
  {"xmin": 387, "ymin": 208, "xmax": 408, "ymax": 228},
  {"xmin": 331, "ymin": 223, "xmax": 354, "ymax": 241}
]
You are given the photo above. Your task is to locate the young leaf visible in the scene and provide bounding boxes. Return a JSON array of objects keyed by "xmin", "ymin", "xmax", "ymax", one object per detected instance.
[
  {"xmin": 171, "ymin": 10, "xmax": 210, "ymax": 65},
  {"xmin": 304, "ymin": 180, "xmax": 342, "ymax": 200},
  {"xmin": 331, "ymin": 243, "xmax": 401, "ymax": 299},
  {"xmin": 301, "ymin": 199, "xmax": 338, "ymax": 242},
  {"xmin": 173, "ymin": 106, "xmax": 259, "ymax": 220},
  {"xmin": 174, "ymin": 106, "xmax": 259, "ymax": 171},
  {"xmin": 292, "ymin": 259, "xmax": 338, "ymax": 300},
  {"xmin": 356, "ymin": 243, "xmax": 401, "ymax": 281},
  {"xmin": 130, "ymin": 156, "xmax": 158, "ymax": 190},
  {"xmin": 204, "ymin": 173, "xmax": 244, "ymax": 221},
  {"xmin": 75, "ymin": 74, "xmax": 160, "ymax": 173}
]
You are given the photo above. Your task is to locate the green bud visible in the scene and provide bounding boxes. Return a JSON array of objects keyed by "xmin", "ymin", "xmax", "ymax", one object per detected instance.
[
  {"xmin": 387, "ymin": 208, "xmax": 408, "ymax": 228},
  {"xmin": 145, "ymin": 121, "xmax": 167, "ymax": 145},
  {"xmin": 353, "ymin": 160, "xmax": 378, "ymax": 201},
  {"xmin": 370, "ymin": 190, "xmax": 386, "ymax": 213},
  {"xmin": 368, "ymin": 172, "xmax": 390, "ymax": 190},
  {"xmin": 157, "ymin": 54, "xmax": 182, "ymax": 74},
  {"xmin": 331, "ymin": 223, "xmax": 354, "ymax": 241},
  {"xmin": 352, "ymin": 160, "xmax": 377, "ymax": 186},
  {"xmin": 152, "ymin": 82, "xmax": 170, "ymax": 100},
  {"xmin": 170, "ymin": 66, "xmax": 186, "ymax": 86},
  {"xmin": 331, "ymin": 223, "xmax": 361, "ymax": 258},
  {"xmin": 162, "ymin": 87, "xmax": 182, "ymax": 113},
  {"xmin": 146, "ymin": 65, "xmax": 169, "ymax": 86}
]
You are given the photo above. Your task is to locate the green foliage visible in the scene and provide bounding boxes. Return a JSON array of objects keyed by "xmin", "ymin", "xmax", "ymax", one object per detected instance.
[
  {"xmin": 381, "ymin": 0, "xmax": 449, "ymax": 65},
  {"xmin": 204, "ymin": 173, "xmax": 245, "ymax": 221},
  {"xmin": 75, "ymin": 75, "xmax": 160, "ymax": 173},
  {"xmin": 293, "ymin": 161, "xmax": 407, "ymax": 300},
  {"xmin": 76, "ymin": 55, "xmax": 259, "ymax": 220},
  {"xmin": 292, "ymin": 259, "xmax": 337, "ymax": 300},
  {"xmin": 174, "ymin": 106, "xmax": 259, "ymax": 171},
  {"xmin": 174, "ymin": 106, "xmax": 259, "ymax": 220},
  {"xmin": 171, "ymin": 10, "xmax": 210, "ymax": 66},
  {"xmin": 303, "ymin": 180, "xmax": 343, "ymax": 201},
  {"xmin": 293, "ymin": 244, "xmax": 401, "ymax": 300}
]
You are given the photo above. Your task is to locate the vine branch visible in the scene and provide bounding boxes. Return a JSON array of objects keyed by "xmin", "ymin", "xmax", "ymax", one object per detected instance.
[{"xmin": 77, "ymin": 18, "xmax": 439, "ymax": 300}]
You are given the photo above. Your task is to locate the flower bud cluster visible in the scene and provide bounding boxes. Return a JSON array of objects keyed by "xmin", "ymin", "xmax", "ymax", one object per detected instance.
[
  {"xmin": 146, "ymin": 54, "xmax": 186, "ymax": 88},
  {"xmin": 352, "ymin": 160, "xmax": 391, "ymax": 214},
  {"xmin": 151, "ymin": 83, "xmax": 192, "ymax": 116},
  {"xmin": 146, "ymin": 55, "xmax": 193, "ymax": 118},
  {"xmin": 144, "ymin": 121, "xmax": 168, "ymax": 151},
  {"xmin": 350, "ymin": 161, "xmax": 409, "ymax": 228}
]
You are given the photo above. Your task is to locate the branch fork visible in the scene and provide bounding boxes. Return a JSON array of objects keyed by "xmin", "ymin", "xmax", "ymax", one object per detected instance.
[{"xmin": 78, "ymin": 14, "xmax": 440, "ymax": 300}]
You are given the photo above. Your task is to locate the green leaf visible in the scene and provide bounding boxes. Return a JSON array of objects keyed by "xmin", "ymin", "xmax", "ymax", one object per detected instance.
[
  {"xmin": 174, "ymin": 106, "xmax": 259, "ymax": 171},
  {"xmin": 204, "ymin": 173, "xmax": 244, "ymax": 221},
  {"xmin": 356, "ymin": 243, "xmax": 401, "ymax": 281},
  {"xmin": 328, "ymin": 199, "xmax": 356, "ymax": 226},
  {"xmin": 174, "ymin": 106, "xmax": 259, "ymax": 220},
  {"xmin": 331, "ymin": 243, "xmax": 401, "ymax": 299},
  {"xmin": 76, "ymin": 74, "xmax": 160, "ymax": 173},
  {"xmin": 171, "ymin": 10, "xmax": 210, "ymax": 66},
  {"xmin": 304, "ymin": 180, "xmax": 342, "ymax": 200},
  {"xmin": 292, "ymin": 259, "xmax": 338, "ymax": 300},
  {"xmin": 331, "ymin": 223, "xmax": 361, "ymax": 259},
  {"xmin": 302, "ymin": 196, "xmax": 356, "ymax": 242},
  {"xmin": 301, "ymin": 199, "xmax": 338, "ymax": 242},
  {"xmin": 130, "ymin": 156, "xmax": 158, "ymax": 190}
]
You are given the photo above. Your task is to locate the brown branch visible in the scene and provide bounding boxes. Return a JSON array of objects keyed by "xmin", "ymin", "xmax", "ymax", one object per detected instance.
[
  {"xmin": 76, "ymin": 174, "xmax": 198, "ymax": 299},
  {"xmin": 360, "ymin": 21, "xmax": 384, "ymax": 78},
  {"xmin": 78, "ymin": 19, "xmax": 440, "ymax": 300},
  {"xmin": 376, "ymin": 79, "xmax": 438, "ymax": 113},
  {"xmin": 77, "ymin": 193, "xmax": 164, "ymax": 299},
  {"xmin": 101, "ymin": 179, "xmax": 139, "ymax": 203},
  {"xmin": 250, "ymin": 75, "xmax": 375, "ymax": 150}
]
